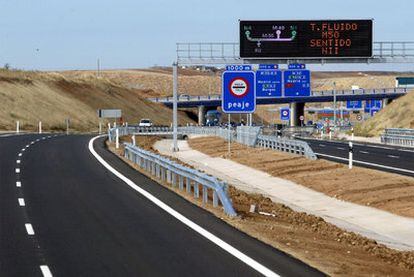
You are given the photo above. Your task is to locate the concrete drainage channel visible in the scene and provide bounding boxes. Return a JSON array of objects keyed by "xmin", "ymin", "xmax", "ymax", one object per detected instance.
[{"xmin": 123, "ymin": 143, "xmax": 237, "ymax": 216}]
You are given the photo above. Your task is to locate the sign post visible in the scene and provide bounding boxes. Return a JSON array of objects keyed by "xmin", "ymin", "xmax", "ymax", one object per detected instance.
[{"xmin": 222, "ymin": 66, "xmax": 256, "ymax": 155}]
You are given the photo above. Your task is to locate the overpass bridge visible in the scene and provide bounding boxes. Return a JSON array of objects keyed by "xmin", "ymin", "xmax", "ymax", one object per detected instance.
[{"xmin": 148, "ymin": 87, "xmax": 409, "ymax": 125}]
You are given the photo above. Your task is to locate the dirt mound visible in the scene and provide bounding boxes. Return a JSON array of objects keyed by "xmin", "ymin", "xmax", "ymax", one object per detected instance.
[
  {"xmin": 354, "ymin": 91, "xmax": 414, "ymax": 136},
  {"xmin": 0, "ymin": 69, "xmax": 194, "ymax": 132}
]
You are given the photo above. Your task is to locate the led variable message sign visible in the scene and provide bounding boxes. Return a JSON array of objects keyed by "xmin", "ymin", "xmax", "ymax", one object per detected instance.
[{"xmin": 240, "ymin": 20, "xmax": 373, "ymax": 58}]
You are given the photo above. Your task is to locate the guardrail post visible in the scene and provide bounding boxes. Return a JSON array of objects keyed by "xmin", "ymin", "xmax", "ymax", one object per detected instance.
[
  {"xmin": 179, "ymin": 175, "xmax": 184, "ymax": 190},
  {"xmin": 186, "ymin": 178, "xmax": 191, "ymax": 194},
  {"xmin": 172, "ymin": 173, "xmax": 177, "ymax": 187},
  {"xmin": 194, "ymin": 183, "xmax": 199, "ymax": 198},
  {"xmin": 202, "ymin": 186, "xmax": 208, "ymax": 204},
  {"xmin": 213, "ymin": 191, "xmax": 218, "ymax": 207}
]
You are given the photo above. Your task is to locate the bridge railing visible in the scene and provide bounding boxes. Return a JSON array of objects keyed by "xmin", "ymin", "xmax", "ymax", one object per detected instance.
[
  {"xmin": 124, "ymin": 143, "xmax": 236, "ymax": 216},
  {"xmin": 381, "ymin": 128, "xmax": 414, "ymax": 147},
  {"xmin": 148, "ymin": 88, "xmax": 408, "ymax": 104}
]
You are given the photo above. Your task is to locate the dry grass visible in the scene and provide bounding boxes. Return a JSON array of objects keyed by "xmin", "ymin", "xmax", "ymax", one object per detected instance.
[
  {"xmin": 354, "ymin": 91, "xmax": 414, "ymax": 136},
  {"xmin": 0, "ymin": 69, "xmax": 195, "ymax": 132}
]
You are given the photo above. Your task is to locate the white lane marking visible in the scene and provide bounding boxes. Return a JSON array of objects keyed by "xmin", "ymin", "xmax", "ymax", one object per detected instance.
[
  {"xmin": 16, "ymin": 181, "xmax": 21, "ymax": 187},
  {"xmin": 319, "ymin": 144, "xmax": 326, "ymax": 147},
  {"xmin": 359, "ymin": 151, "xmax": 369, "ymax": 154},
  {"xmin": 25, "ymin": 223, "xmax": 35, "ymax": 235},
  {"xmin": 88, "ymin": 136, "xmax": 279, "ymax": 277},
  {"xmin": 17, "ymin": 160, "xmax": 21, "ymax": 164},
  {"xmin": 40, "ymin": 265, "xmax": 53, "ymax": 277},
  {"xmin": 336, "ymin": 147, "xmax": 345, "ymax": 150},
  {"xmin": 18, "ymin": 198, "xmax": 25, "ymax": 206},
  {"xmin": 36, "ymin": 139, "xmax": 40, "ymax": 142},
  {"xmin": 18, "ymin": 153, "xmax": 22, "ymax": 157},
  {"xmin": 31, "ymin": 141, "xmax": 35, "ymax": 145},
  {"xmin": 387, "ymin": 155, "xmax": 400, "ymax": 159},
  {"xmin": 26, "ymin": 144, "xmax": 30, "ymax": 147},
  {"xmin": 315, "ymin": 152, "xmax": 414, "ymax": 174},
  {"xmin": 15, "ymin": 168, "xmax": 20, "ymax": 173},
  {"xmin": 22, "ymin": 148, "xmax": 26, "ymax": 152},
  {"xmin": 42, "ymin": 137, "xmax": 46, "ymax": 140}
]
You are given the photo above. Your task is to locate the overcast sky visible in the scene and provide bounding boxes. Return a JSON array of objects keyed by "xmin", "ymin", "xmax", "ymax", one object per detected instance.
[{"xmin": 1, "ymin": 0, "xmax": 414, "ymax": 71}]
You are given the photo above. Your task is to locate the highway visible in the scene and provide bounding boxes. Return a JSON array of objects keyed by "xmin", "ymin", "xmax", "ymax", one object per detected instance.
[
  {"xmin": 0, "ymin": 134, "xmax": 323, "ymax": 277},
  {"xmin": 302, "ymin": 138, "xmax": 414, "ymax": 177}
]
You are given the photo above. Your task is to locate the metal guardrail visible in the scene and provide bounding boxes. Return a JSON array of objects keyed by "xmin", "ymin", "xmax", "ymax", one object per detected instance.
[
  {"xmin": 124, "ymin": 143, "xmax": 237, "ymax": 216},
  {"xmin": 381, "ymin": 128, "xmax": 414, "ymax": 147},
  {"xmin": 110, "ymin": 126, "xmax": 317, "ymax": 159},
  {"xmin": 257, "ymin": 134, "xmax": 317, "ymax": 160},
  {"xmin": 108, "ymin": 126, "xmax": 235, "ymax": 142},
  {"xmin": 148, "ymin": 88, "xmax": 408, "ymax": 104}
]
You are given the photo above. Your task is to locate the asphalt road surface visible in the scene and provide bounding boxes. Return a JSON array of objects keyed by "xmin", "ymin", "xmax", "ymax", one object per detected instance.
[
  {"xmin": 0, "ymin": 134, "xmax": 323, "ymax": 277},
  {"xmin": 302, "ymin": 138, "xmax": 414, "ymax": 177}
]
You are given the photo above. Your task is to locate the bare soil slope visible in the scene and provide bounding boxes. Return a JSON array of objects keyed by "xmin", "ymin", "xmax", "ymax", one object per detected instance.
[
  {"xmin": 0, "ymin": 69, "xmax": 194, "ymax": 131},
  {"xmin": 354, "ymin": 91, "xmax": 414, "ymax": 136}
]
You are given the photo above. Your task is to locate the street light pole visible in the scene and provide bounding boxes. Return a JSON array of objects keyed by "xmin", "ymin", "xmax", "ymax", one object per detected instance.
[{"xmin": 172, "ymin": 62, "xmax": 179, "ymax": 152}]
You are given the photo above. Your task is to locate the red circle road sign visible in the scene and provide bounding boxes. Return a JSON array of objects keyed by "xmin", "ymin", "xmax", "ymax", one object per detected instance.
[{"xmin": 229, "ymin": 77, "xmax": 249, "ymax": 98}]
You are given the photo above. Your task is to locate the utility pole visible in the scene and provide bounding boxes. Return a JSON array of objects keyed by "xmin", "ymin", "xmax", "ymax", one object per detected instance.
[
  {"xmin": 172, "ymin": 62, "xmax": 178, "ymax": 152},
  {"xmin": 333, "ymin": 82, "xmax": 337, "ymax": 134},
  {"xmin": 97, "ymin": 58, "xmax": 100, "ymax": 77}
]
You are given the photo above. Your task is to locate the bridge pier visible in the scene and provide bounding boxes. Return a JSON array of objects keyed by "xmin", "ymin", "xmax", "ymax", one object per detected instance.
[
  {"xmin": 197, "ymin": 105, "xmax": 206, "ymax": 125},
  {"xmin": 290, "ymin": 102, "xmax": 305, "ymax": 127}
]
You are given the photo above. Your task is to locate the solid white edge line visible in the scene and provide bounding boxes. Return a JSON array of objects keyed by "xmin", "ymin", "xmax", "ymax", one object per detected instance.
[
  {"xmin": 88, "ymin": 135, "xmax": 279, "ymax": 277},
  {"xmin": 315, "ymin": 152, "xmax": 414, "ymax": 174},
  {"xmin": 18, "ymin": 198, "xmax": 25, "ymax": 206},
  {"xmin": 40, "ymin": 265, "xmax": 53, "ymax": 277},
  {"xmin": 25, "ymin": 223, "xmax": 35, "ymax": 235},
  {"xmin": 16, "ymin": 181, "xmax": 21, "ymax": 187}
]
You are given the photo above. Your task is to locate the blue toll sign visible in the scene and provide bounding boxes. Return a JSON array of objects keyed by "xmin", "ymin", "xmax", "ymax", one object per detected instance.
[
  {"xmin": 346, "ymin": 100, "xmax": 362, "ymax": 109},
  {"xmin": 256, "ymin": 69, "xmax": 282, "ymax": 98},
  {"xmin": 222, "ymin": 70, "xmax": 256, "ymax": 113},
  {"xmin": 283, "ymin": 70, "xmax": 311, "ymax": 97},
  {"xmin": 280, "ymin": 108, "xmax": 290, "ymax": 121}
]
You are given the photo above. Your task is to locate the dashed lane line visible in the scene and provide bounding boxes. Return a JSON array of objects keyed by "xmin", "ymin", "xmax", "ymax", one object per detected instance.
[
  {"xmin": 25, "ymin": 223, "xmax": 35, "ymax": 235},
  {"xmin": 18, "ymin": 198, "xmax": 25, "ymax": 206},
  {"xmin": 40, "ymin": 265, "xmax": 53, "ymax": 277},
  {"xmin": 16, "ymin": 181, "xmax": 21, "ymax": 187},
  {"xmin": 387, "ymin": 155, "xmax": 400, "ymax": 159},
  {"xmin": 17, "ymin": 160, "xmax": 21, "ymax": 164},
  {"xmin": 15, "ymin": 168, "xmax": 20, "ymax": 173}
]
